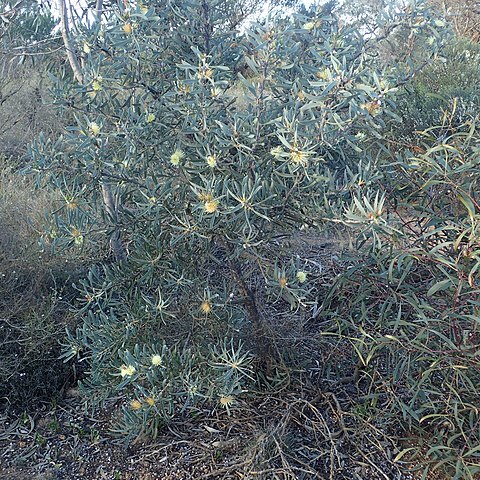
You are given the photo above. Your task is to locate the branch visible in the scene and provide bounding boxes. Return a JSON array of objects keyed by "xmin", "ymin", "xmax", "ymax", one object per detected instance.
[
  {"xmin": 56, "ymin": 0, "xmax": 126, "ymax": 262},
  {"xmin": 95, "ymin": 0, "xmax": 104, "ymax": 19},
  {"xmin": 57, "ymin": 0, "xmax": 84, "ymax": 83},
  {"xmin": 101, "ymin": 182, "xmax": 127, "ymax": 263}
]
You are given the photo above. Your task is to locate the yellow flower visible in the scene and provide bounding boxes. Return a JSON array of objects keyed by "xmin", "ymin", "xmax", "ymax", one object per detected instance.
[
  {"xmin": 145, "ymin": 396, "xmax": 155, "ymax": 407},
  {"xmin": 316, "ymin": 68, "xmax": 331, "ymax": 81},
  {"xmin": 270, "ymin": 146, "xmax": 283, "ymax": 158},
  {"xmin": 123, "ymin": 23, "xmax": 133, "ymax": 35},
  {"xmin": 187, "ymin": 384, "xmax": 199, "ymax": 395},
  {"xmin": 83, "ymin": 42, "xmax": 91, "ymax": 54},
  {"xmin": 289, "ymin": 148, "xmax": 309, "ymax": 166},
  {"xmin": 92, "ymin": 79, "xmax": 102, "ymax": 92},
  {"xmin": 120, "ymin": 364, "xmax": 136, "ymax": 377},
  {"xmin": 262, "ymin": 31, "xmax": 273, "ymax": 41},
  {"xmin": 130, "ymin": 399, "xmax": 142, "ymax": 410},
  {"xmin": 303, "ymin": 21, "xmax": 315, "ymax": 31},
  {"xmin": 198, "ymin": 192, "xmax": 213, "ymax": 202},
  {"xmin": 279, "ymin": 277, "xmax": 288, "ymax": 288},
  {"xmin": 296, "ymin": 271, "xmax": 307, "ymax": 283},
  {"xmin": 170, "ymin": 149, "xmax": 184, "ymax": 166},
  {"xmin": 204, "ymin": 199, "xmax": 219, "ymax": 213},
  {"xmin": 297, "ymin": 90, "xmax": 305, "ymax": 101},
  {"xmin": 362, "ymin": 101, "xmax": 381, "ymax": 115},
  {"xmin": 66, "ymin": 200, "xmax": 77, "ymax": 211},
  {"xmin": 197, "ymin": 66, "xmax": 214, "ymax": 80},
  {"xmin": 146, "ymin": 113, "xmax": 155, "ymax": 123},
  {"xmin": 89, "ymin": 122, "xmax": 101, "ymax": 136},
  {"xmin": 200, "ymin": 300, "xmax": 212, "ymax": 314},
  {"xmin": 206, "ymin": 154, "xmax": 217, "ymax": 168},
  {"xmin": 219, "ymin": 395, "xmax": 235, "ymax": 407},
  {"xmin": 177, "ymin": 82, "xmax": 191, "ymax": 94},
  {"xmin": 71, "ymin": 228, "xmax": 83, "ymax": 246},
  {"xmin": 151, "ymin": 354, "xmax": 162, "ymax": 366}
]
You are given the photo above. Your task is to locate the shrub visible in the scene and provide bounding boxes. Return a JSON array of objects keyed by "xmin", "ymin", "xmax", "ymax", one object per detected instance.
[
  {"xmin": 26, "ymin": 0, "xmax": 444, "ymax": 440},
  {"xmin": 319, "ymin": 120, "xmax": 480, "ymax": 479},
  {"xmin": 395, "ymin": 38, "xmax": 480, "ymax": 139}
]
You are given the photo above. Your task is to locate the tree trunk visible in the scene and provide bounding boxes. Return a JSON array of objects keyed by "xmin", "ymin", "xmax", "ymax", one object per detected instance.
[{"xmin": 57, "ymin": 0, "xmax": 127, "ymax": 262}]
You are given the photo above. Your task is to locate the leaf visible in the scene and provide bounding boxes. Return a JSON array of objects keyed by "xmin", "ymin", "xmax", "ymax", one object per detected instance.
[
  {"xmin": 393, "ymin": 447, "xmax": 416, "ymax": 462},
  {"xmin": 427, "ymin": 279, "xmax": 452, "ymax": 297},
  {"xmin": 457, "ymin": 192, "xmax": 476, "ymax": 220},
  {"xmin": 204, "ymin": 425, "xmax": 222, "ymax": 434}
]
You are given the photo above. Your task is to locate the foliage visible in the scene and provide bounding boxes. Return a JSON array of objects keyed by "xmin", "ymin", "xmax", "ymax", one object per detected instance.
[
  {"xmin": 0, "ymin": 0, "xmax": 55, "ymax": 47},
  {"xmin": 0, "ymin": 0, "xmax": 63, "ymax": 157},
  {"xmin": 319, "ymin": 119, "xmax": 480, "ymax": 478},
  {"xmin": 0, "ymin": 157, "xmax": 83, "ymax": 411},
  {"xmin": 395, "ymin": 38, "xmax": 480, "ymax": 139},
  {"xmin": 24, "ymin": 0, "xmax": 457, "ymax": 463}
]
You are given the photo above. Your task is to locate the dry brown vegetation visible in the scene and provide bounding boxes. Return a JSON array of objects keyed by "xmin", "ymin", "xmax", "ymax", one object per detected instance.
[{"xmin": 0, "ymin": 159, "xmax": 89, "ymax": 411}]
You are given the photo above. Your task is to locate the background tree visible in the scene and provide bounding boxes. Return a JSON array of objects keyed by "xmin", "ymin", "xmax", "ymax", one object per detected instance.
[
  {"xmin": 0, "ymin": 0, "xmax": 59, "ymax": 156},
  {"xmin": 430, "ymin": 0, "xmax": 480, "ymax": 42},
  {"xmin": 395, "ymin": 37, "xmax": 480, "ymax": 139}
]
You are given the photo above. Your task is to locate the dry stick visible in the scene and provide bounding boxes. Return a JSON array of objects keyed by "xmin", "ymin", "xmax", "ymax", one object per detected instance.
[{"xmin": 57, "ymin": 0, "xmax": 126, "ymax": 262}]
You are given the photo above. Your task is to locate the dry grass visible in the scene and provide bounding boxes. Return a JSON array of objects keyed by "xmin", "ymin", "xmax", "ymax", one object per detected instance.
[
  {"xmin": 0, "ymin": 157, "xmax": 55, "ymax": 267},
  {"xmin": 0, "ymin": 158, "xmax": 87, "ymax": 411},
  {"xmin": 0, "ymin": 382, "xmax": 415, "ymax": 480},
  {"xmin": 0, "ymin": 60, "xmax": 63, "ymax": 157}
]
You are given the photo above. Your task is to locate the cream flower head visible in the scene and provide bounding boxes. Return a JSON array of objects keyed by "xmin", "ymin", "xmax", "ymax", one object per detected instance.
[
  {"xmin": 206, "ymin": 154, "xmax": 217, "ymax": 168},
  {"xmin": 170, "ymin": 149, "xmax": 184, "ymax": 166},
  {"xmin": 296, "ymin": 271, "xmax": 307, "ymax": 283},
  {"xmin": 151, "ymin": 354, "xmax": 162, "ymax": 366},
  {"xmin": 120, "ymin": 364, "xmax": 136, "ymax": 377},
  {"xmin": 204, "ymin": 199, "xmax": 219, "ymax": 213},
  {"xmin": 89, "ymin": 122, "xmax": 101, "ymax": 136}
]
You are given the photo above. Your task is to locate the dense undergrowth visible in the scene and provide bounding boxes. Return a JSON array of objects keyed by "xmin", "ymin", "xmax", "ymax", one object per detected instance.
[
  {"xmin": 318, "ymin": 120, "xmax": 480, "ymax": 478},
  {"xmin": 0, "ymin": 158, "xmax": 97, "ymax": 411},
  {"xmin": 1, "ymin": 1, "xmax": 480, "ymax": 479}
]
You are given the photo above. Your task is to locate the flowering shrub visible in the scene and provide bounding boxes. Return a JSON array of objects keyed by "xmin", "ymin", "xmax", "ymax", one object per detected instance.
[{"xmin": 27, "ymin": 0, "xmax": 444, "ymax": 439}]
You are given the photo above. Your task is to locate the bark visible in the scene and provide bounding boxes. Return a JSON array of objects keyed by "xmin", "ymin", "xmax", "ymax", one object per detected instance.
[
  {"xmin": 95, "ymin": 0, "xmax": 104, "ymax": 20},
  {"xmin": 57, "ymin": 0, "xmax": 127, "ymax": 262},
  {"xmin": 220, "ymin": 239, "xmax": 272, "ymax": 372},
  {"xmin": 57, "ymin": 0, "xmax": 84, "ymax": 84},
  {"xmin": 101, "ymin": 182, "xmax": 127, "ymax": 263}
]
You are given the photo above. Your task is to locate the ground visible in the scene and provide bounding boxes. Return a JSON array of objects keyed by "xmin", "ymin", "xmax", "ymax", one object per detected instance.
[{"xmin": 1, "ymin": 384, "xmax": 420, "ymax": 480}]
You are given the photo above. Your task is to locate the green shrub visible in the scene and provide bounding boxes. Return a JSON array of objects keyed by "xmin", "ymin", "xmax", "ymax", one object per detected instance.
[
  {"xmin": 26, "ymin": 0, "xmax": 444, "ymax": 441},
  {"xmin": 319, "ymin": 120, "xmax": 480, "ymax": 479},
  {"xmin": 395, "ymin": 38, "xmax": 480, "ymax": 139}
]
